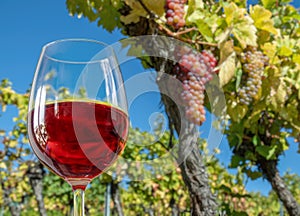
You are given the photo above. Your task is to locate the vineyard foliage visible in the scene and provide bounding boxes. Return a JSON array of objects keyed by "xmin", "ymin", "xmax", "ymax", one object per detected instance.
[
  {"xmin": 0, "ymin": 78, "xmax": 299, "ymax": 215},
  {"xmin": 66, "ymin": 0, "xmax": 300, "ymax": 168}
]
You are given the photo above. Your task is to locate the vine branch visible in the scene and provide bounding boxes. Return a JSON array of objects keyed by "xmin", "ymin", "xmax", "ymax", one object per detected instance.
[{"xmin": 157, "ymin": 23, "xmax": 218, "ymax": 47}]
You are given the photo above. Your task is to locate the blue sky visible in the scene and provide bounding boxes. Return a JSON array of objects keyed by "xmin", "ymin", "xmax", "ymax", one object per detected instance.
[{"xmin": 0, "ymin": 0, "xmax": 299, "ymax": 197}]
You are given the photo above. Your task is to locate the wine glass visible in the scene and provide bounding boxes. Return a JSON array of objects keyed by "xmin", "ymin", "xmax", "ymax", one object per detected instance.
[{"xmin": 27, "ymin": 39, "xmax": 128, "ymax": 215}]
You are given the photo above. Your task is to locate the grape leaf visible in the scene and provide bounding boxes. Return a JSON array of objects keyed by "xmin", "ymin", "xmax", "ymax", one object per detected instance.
[
  {"xmin": 256, "ymin": 145, "xmax": 277, "ymax": 160},
  {"xmin": 218, "ymin": 53, "xmax": 236, "ymax": 87},
  {"xmin": 223, "ymin": 3, "xmax": 257, "ymax": 48},
  {"xmin": 218, "ymin": 41, "xmax": 236, "ymax": 87},
  {"xmin": 144, "ymin": 0, "xmax": 165, "ymax": 17},
  {"xmin": 245, "ymin": 169, "xmax": 263, "ymax": 180},
  {"xmin": 186, "ymin": 0, "xmax": 204, "ymax": 16},
  {"xmin": 97, "ymin": 3, "xmax": 122, "ymax": 32},
  {"xmin": 230, "ymin": 155, "xmax": 244, "ymax": 168},
  {"xmin": 293, "ymin": 54, "xmax": 300, "ymax": 65},
  {"xmin": 232, "ymin": 19, "xmax": 257, "ymax": 48},
  {"xmin": 121, "ymin": 0, "xmax": 164, "ymax": 24},
  {"xmin": 187, "ymin": 10, "xmax": 213, "ymax": 42},
  {"xmin": 275, "ymin": 78, "xmax": 288, "ymax": 105},
  {"xmin": 261, "ymin": 0, "xmax": 277, "ymax": 9},
  {"xmin": 250, "ymin": 5, "xmax": 278, "ymax": 35},
  {"xmin": 121, "ymin": 0, "xmax": 147, "ymax": 24},
  {"xmin": 228, "ymin": 102, "xmax": 248, "ymax": 122},
  {"xmin": 261, "ymin": 42, "xmax": 279, "ymax": 64},
  {"xmin": 277, "ymin": 36, "xmax": 296, "ymax": 57},
  {"xmin": 215, "ymin": 27, "xmax": 231, "ymax": 47}
]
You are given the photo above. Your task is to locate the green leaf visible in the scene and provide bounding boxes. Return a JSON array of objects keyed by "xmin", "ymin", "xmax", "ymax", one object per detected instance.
[
  {"xmin": 187, "ymin": 11, "xmax": 213, "ymax": 42},
  {"xmin": 256, "ymin": 145, "xmax": 277, "ymax": 160},
  {"xmin": 252, "ymin": 135, "xmax": 260, "ymax": 146},
  {"xmin": 228, "ymin": 102, "xmax": 248, "ymax": 122},
  {"xmin": 219, "ymin": 184, "xmax": 232, "ymax": 193},
  {"xmin": 245, "ymin": 169, "xmax": 263, "ymax": 180},
  {"xmin": 250, "ymin": 5, "xmax": 278, "ymax": 35},
  {"xmin": 235, "ymin": 68, "xmax": 243, "ymax": 90},
  {"xmin": 186, "ymin": 0, "xmax": 204, "ymax": 16},
  {"xmin": 230, "ymin": 155, "xmax": 244, "ymax": 168},
  {"xmin": 97, "ymin": 4, "xmax": 121, "ymax": 31},
  {"xmin": 261, "ymin": 0, "xmax": 277, "ymax": 9}
]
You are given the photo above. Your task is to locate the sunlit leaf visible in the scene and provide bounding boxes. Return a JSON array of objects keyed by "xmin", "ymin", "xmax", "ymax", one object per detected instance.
[
  {"xmin": 261, "ymin": 0, "xmax": 277, "ymax": 9},
  {"xmin": 218, "ymin": 51, "xmax": 237, "ymax": 87},
  {"xmin": 250, "ymin": 5, "xmax": 278, "ymax": 35},
  {"xmin": 223, "ymin": 3, "xmax": 257, "ymax": 48},
  {"xmin": 256, "ymin": 145, "xmax": 277, "ymax": 160}
]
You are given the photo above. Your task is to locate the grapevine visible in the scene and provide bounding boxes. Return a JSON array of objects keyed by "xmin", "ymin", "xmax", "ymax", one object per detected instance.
[
  {"xmin": 165, "ymin": 0, "xmax": 187, "ymax": 30},
  {"xmin": 238, "ymin": 47, "xmax": 269, "ymax": 105},
  {"xmin": 173, "ymin": 47, "xmax": 217, "ymax": 125}
]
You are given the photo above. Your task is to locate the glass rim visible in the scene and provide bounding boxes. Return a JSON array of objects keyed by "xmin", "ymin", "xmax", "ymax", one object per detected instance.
[{"xmin": 42, "ymin": 38, "xmax": 113, "ymax": 64}]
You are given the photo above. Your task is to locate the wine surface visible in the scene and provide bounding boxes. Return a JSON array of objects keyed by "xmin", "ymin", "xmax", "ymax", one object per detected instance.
[{"xmin": 28, "ymin": 100, "xmax": 128, "ymax": 187}]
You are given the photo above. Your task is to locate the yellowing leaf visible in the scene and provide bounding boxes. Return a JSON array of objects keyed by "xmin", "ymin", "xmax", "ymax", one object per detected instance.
[
  {"xmin": 276, "ymin": 78, "xmax": 287, "ymax": 105},
  {"xmin": 144, "ymin": 0, "xmax": 165, "ymax": 17},
  {"xmin": 216, "ymin": 28, "xmax": 232, "ymax": 46},
  {"xmin": 224, "ymin": 2, "xmax": 238, "ymax": 25},
  {"xmin": 233, "ymin": 18, "xmax": 257, "ymax": 48},
  {"xmin": 121, "ymin": 0, "xmax": 164, "ymax": 24},
  {"xmin": 277, "ymin": 36, "xmax": 296, "ymax": 57},
  {"xmin": 293, "ymin": 54, "xmax": 300, "ymax": 64},
  {"xmin": 121, "ymin": 0, "xmax": 146, "ymax": 24},
  {"xmin": 250, "ymin": 5, "xmax": 278, "ymax": 35},
  {"xmin": 218, "ymin": 51, "xmax": 237, "ymax": 87},
  {"xmin": 19, "ymin": 163, "xmax": 29, "ymax": 172},
  {"xmin": 186, "ymin": 0, "xmax": 203, "ymax": 22},
  {"xmin": 0, "ymin": 162, "xmax": 6, "ymax": 169},
  {"xmin": 278, "ymin": 46, "xmax": 293, "ymax": 57},
  {"xmin": 219, "ymin": 40, "xmax": 235, "ymax": 63},
  {"xmin": 8, "ymin": 140, "xmax": 18, "ymax": 148},
  {"xmin": 261, "ymin": 42, "xmax": 278, "ymax": 62},
  {"xmin": 223, "ymin": 3, "xmax": 257, "ymax": 48}
]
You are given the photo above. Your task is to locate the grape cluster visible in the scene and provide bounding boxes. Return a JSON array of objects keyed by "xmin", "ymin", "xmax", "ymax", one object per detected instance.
[
  {"xmin": 165, "ymin": 0, "xmax": 187, "ymax": 29},
  {"xmin": 173, "ymin": 48, "xmax": 217, "ymax": 125},
  {"xmin": 238, "ymin": 47, "xmax": 269, "ymax": 105}
]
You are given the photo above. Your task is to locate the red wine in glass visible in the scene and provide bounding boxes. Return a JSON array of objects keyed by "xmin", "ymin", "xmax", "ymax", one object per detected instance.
[{"xmin": 28, "ymin": 100, "xmax": 128, "ymax": 190}]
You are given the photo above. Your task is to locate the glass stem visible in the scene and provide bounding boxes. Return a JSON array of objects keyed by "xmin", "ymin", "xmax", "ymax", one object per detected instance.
[{"xmin": 73, "ymin": 189, "xmax": 85, "ymax": 216}]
